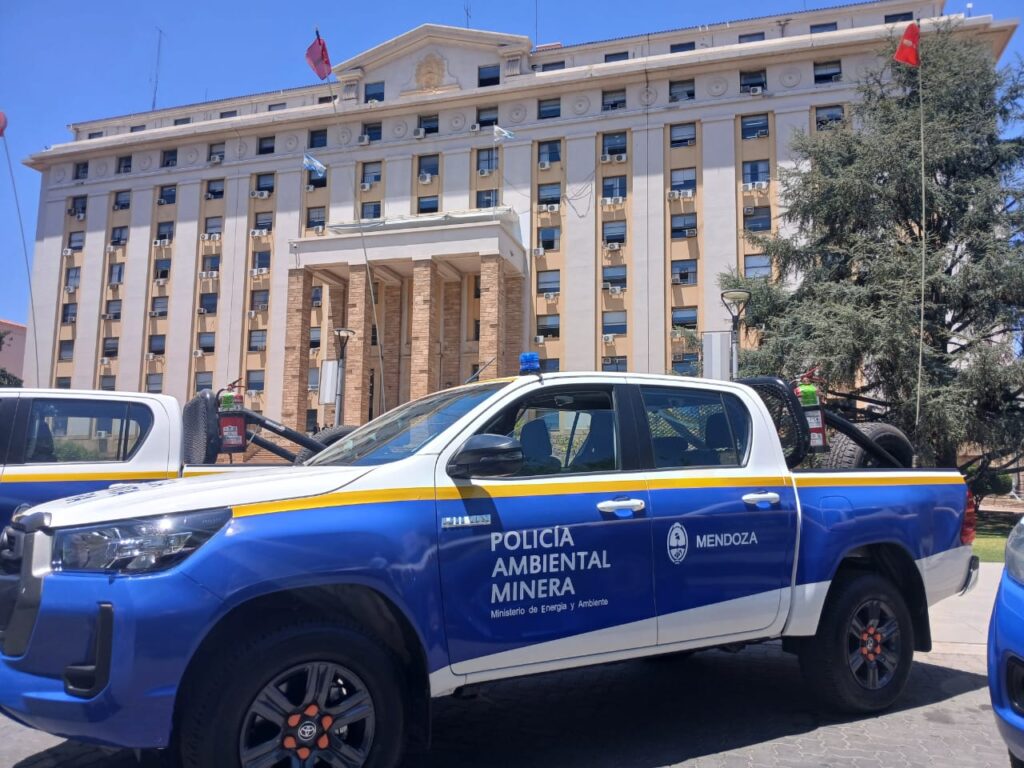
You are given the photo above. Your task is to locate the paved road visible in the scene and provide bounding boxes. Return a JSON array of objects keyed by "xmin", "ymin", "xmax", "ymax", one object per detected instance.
[{"xmin": 1, "ymin": 567, "xmax": 1007, "ymax": 768}]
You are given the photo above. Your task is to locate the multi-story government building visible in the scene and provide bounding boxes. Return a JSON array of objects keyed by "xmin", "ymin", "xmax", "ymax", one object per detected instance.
[{"xmin": 22, "ymin": 0, "xmax": 1015, "ymax": 432}]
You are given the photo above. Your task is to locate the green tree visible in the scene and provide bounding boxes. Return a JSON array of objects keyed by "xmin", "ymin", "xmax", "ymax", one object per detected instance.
[
  {"xmin": 0, "ymin": 328, "xmax": 21, "ymax": 388},
  {"xmin": 723, "ymin": 23, "xmax": 1024, "ymax": 478}
]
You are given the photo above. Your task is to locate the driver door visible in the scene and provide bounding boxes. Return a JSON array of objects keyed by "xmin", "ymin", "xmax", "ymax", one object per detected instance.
[{"xmin": 434, "ymin": 382, "xmax": 655, "ymax": 676}]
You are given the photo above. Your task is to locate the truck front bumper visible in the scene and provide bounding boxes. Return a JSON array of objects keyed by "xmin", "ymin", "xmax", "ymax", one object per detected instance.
[{"xmin": 990, "ymin": 569, "xmax": 1024, "ymax": 762}]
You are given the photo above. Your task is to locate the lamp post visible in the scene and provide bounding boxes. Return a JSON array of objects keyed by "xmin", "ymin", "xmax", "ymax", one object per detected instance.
[
  {"xmin": 720, "ymin": 289, "xmax": 751, "ymax": 380},
  {"xmin": 332, "ymin": 327, "xmax": 355, "ymax": 427}
]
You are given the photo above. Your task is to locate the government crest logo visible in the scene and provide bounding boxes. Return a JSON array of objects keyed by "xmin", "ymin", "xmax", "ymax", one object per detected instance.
[{"xmin": 667, "ymin": 522, "xmax": 688, "ymax": 564}]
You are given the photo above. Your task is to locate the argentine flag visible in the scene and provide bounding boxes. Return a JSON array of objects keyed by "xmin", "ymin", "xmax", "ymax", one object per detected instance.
[{"xmin": 303, "ymin": 153, "xmax": 327, "ymax": 178}]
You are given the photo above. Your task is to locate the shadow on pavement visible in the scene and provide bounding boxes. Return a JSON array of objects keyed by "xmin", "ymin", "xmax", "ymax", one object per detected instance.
[{"xmin": 14, "ymin": 645, "xmax": 988, "ymax": 768}]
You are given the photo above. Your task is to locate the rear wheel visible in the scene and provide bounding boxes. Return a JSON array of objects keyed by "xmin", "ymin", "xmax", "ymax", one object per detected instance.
[
  {"xmin": 799, "ymin": 572, "xmax": 914, "ymax": 713},
  {"xmin": 1011, "ymin": 751, "xmax": 1024, "ymax": 768}
]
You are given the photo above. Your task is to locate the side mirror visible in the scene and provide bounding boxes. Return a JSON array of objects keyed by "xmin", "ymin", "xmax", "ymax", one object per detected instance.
[{"xmin": 447, "ymin": 434, "xmax": 523, "ymax": 479}]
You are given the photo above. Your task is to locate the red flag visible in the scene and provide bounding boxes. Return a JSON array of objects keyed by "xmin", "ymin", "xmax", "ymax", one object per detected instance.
[
  {"xmin": 893, "ymin": 22, "xmax": 920, "ymax": 67},
  {"xmin": 305, "ymin": 31, "xmax": 332, "ymax": 80},
  {"xmin": 0, "ymin": 111, "xmax": 7, "ymax": 138}
]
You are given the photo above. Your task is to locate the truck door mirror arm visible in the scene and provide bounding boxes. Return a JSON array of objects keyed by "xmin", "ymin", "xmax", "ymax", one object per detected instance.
[{"xmin": 446, "ymin": 434, "xmax": 524, "ymax": 479}]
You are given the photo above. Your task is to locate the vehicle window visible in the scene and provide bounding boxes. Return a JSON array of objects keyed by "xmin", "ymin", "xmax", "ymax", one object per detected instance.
[
  {"xmin": 481, "ymin": 388, "xmax": 618, "ymax": 476},
  {"xmin": 640, "ymin": 386, "xmax": 751, "ymax": 468},
  {"xmin": 23, "ymin": 399, "xmax": 154, "ymax": 464}
]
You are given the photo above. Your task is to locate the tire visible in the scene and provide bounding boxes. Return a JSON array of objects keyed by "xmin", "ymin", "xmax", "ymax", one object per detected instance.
[
  {"xmin": 824, "ymin": 422, "xmax": 914, "ymax": 469},
  {"xmin": 798, "ymin": 572, "xmax": 915, "ymax": 713},
  {"xmin": 177, "ymin": 621, "xmax": 406, "ymax": 768},
  {"xmin": 1011, "ymin": 751, "xmax": 1024, "ymax": 768},
  {"xmin": 294, "ymin": 425, "xmax": 356, "ymax": 464}
]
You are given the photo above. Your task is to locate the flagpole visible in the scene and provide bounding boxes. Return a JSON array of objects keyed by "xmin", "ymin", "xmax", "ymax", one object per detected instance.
[{"xmin": 914, "ymin": 27, "xmax": 926, "ymax": 431}]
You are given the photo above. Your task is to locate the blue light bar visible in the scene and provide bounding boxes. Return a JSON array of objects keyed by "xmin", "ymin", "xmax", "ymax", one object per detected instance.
[{"xmin": 519, "ymin": 352, "xmax": 541, "ymax": 374}]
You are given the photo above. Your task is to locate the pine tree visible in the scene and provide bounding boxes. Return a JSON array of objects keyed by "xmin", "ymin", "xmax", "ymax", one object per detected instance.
[
  {"xmin": 723, "ymin": 23, "xmax": 1024, "ymax": 476},
  {"xmin": 0, "ymin": 329, "xmax": 22, "ymax": 388}
]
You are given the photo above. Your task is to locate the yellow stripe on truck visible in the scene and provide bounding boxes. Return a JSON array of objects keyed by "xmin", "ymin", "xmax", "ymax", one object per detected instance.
[{"xmin": 0, "ymin": 470, "xmax": 178, "ymax": 483}]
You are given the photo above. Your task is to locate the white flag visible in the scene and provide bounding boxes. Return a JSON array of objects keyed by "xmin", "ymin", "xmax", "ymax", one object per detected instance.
[{"xmin": 493, "ymin": 125, "xmax": 515, "ymax": 142}]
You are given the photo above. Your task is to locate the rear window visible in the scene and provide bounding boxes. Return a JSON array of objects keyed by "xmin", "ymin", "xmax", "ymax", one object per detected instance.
[
  {"xmin": 640, "ymin": 386, "xmax": 751, "ymax": 468},
  {"xmin": 23, "ymin": 399, "xmax": 154, "ymax": 464}
]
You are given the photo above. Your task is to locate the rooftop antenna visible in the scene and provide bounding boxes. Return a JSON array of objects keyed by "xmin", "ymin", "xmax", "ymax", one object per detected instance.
[
  {"xmin": 534, "ymin": 0, "xmax": 539, "ymax": 44},
  {"xmin": 151, "ymin": 27, "xmax": 164, "ymax": 111},
  {"xmin": 464, "ymin": 1, "xmax": 471, "ymax": 27},
  {"xmin": 966, "ymin": 2, "xmax": 973, "ymax": 17}
]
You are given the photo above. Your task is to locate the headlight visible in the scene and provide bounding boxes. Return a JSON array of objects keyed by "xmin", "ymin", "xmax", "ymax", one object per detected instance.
[
  {"xmin": 52, "ymin": 508, "xmax": 231, "ymax": 574},
  {"xmin": 1006, "ymin": 521, "xmax": 1024, "ymax": 586}
]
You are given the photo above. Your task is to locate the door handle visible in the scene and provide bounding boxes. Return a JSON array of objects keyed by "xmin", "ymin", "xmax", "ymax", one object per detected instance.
[
  {"xmin": 741, "ymin": 491, "xmax": 781, "ymax": 506},
  {"xmin": 596, "ymin": 498, "xmax": 646, "ymax": 519}
]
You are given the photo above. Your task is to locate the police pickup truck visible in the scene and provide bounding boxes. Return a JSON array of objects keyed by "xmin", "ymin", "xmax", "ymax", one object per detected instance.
[{"xmin": 0, "ymin": 372, "xmax": 978, "ymax": 768}]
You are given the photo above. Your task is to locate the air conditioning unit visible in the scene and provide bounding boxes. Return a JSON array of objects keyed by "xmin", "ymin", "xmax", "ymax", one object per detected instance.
[
  {"xmin": 754, "ymin": 180, "xmax": 769, "ymax": 191},
  {"xmin": 209, "ymin": 155, "xmax": 223, "ymax": 164},
  {"xmin": 254, "ymin": 190, "xmax": 271, "ymax": 199},
  {"xmin": 743, "ymin": 206, "xmax": 755, "ymax": 214},
  {"xmin": 684, "ymin": 228, "xmax": 697, "ymax": 237},
  {"xmin": 742, "ymin": 182, "xmax": 755, "ymax": 192},
  {"xmin": 155, "ymin": 278, "xmax": 168, "ymax": 286},
  {"xmin": 305, "ymin": 184, "xmax": 316, "ymax": 192},
  {"xmin": 152, "ymin": 238, "xmax": 167, "ymax": 247},
  {"xmin": 314, "ymin": 225, "xmax": 325, "ymax": 235},
  {"xmin": 602, "ymin": 281, "xmax": 612, "ymax": 291},
  {"xmin": 602, "ymin": 334, "xmax": 615, "ymax": 343},
  {"xmin": 605, "ymin": 242, "xmax": 622, "ymax": 251},
  {"xmin": 831, "ymin": 73, "xmax": 843, "ymax": 82},
  {"xmin": 101, "ymin": 313, "xmax": 113, "ymax": 320},
  {"xmin": 157, "ymin": 198, "xmax": 167, "ymax": 206},
  {"xmin": 534, "ymin": 335, "xmax": 545, "ymax": 344},
  {"xmin": 538, "ymin": 161, "xmax": 553, "ymax": 171},
  {"xmin": 478, "ymin": 168, "xmax": 494, "ymax": 177},
  {"xmin": 148, "ymin": 311, "xmax": 160, "ymax": 318},
  {"xmin": 250, "ymin": 228, "xmax": 268, "ymax": 237},
  {"xmin": 95, "ymin": 430, "xmax": 109, "ymax": 439},
  {"xmin": 199, "ymin": 271, "xmax": 209, "ymax": 279},
  {"xmin": 469, "ymin": 123, "xmax": 481, "ymax": 132},
  {"xmin": 246, "ymin": 390, "xmax": 261, "ymax": 397},
  {"xmin": 602, "ymin": 357, "xmax": 615, "ymax": 365},
  {"xmin": 193, "ymin": 349, "xmax": 204, "ymax": 357},
  {"xmin": 748, "ymin": 86, "xmax": 764, "ymax": 96},
  {"xmin": 671, "ymin": 276, "xmax": 684, "ymax": 285},
  {"xmin": 211, "ymin": 233, "xmax": 221, "ymax": 241},
  {"xmin": 667, "ymin": 190, "xmax": 681, "ymax": 201},
  {"xmin": 113, "ymin": 203, "xmax": 128, "ymax": 210},
  {"xmin": 543, "ymin": 291, "xmax": 558, "ymax": 301},
  {"xmin": 197, "ymin": 308, "xmax": 207, "ymax": 315},
  {"xmin": 64, "ymin": 285, "xmax": 76, "ymax": 294},
  {"xmin": 540, "ymin": 203, "xmax": 560, "ymax": 213},
  {"xmin": 61, "ymin": 248, "xmax": 73, "ymax": 257},
  {"xmin": 145, "ymin": 352, "xmax": 161, "ymax": 361},
  {"xmin": 671, "ymin": 328, "xmax": 685, "ymax": 339},
  {"xmin": 247, "ymin": 309, "xmax": 257, "ymax": 318},
  {"xmin": 609, "ymin": 285, "xmax": 624, "ymax": 296},
  {"xmin": 600, "ymin": 154, "xmax": 612, "ymax": 164},
  {"xmin": 418, "ymin": 172, "xmax": 433, "ymax": 184},
  {"xmin": 672, "ymin": 353, "xmax": 686, "ymax": 362},
  {"xmin": 66, "ymin": 207, "xmax": 76, "ymax": 216},
  {"xmin": 360, "ymin": 182, "xmax": 373, "ymax": 192},
  {"xmin": 357, "ymin": 134, "xmax": 371, "ymax": 145},
  {"xmin": 312, "ymin": 300, "xmax": 322, "ymax": 308},
  {"xmin": 165, "ymin": 159, "xmax": 177, "ymax": 167},
  {"xmin": 105, "ymin": 244, "xmax": 116, "ymax": 253},
  {"xmin": 601, "ymin": 197, "xmax": 614, "ymax": 206},
  {"xmin": 75, "ymin": 212, "xmax": 86, "ymax": 221},
  {"xmin": 250, "ymin": 268, "xmax": 269, "ymax": 277},
  {"xmin": 531, "ymin": 247, "xmax": 545, "ymax": 257},
  {"xmin": 100, "ymin": 357, "xmax": 111, "ymax": 365},
  {"xmin": 200, "ymin": 233, "xmax": 211, "ymax": 241},
  {"xmin": 613, "ymin": 154, "xmax": 627, "ymax": 163},
  {"xmin": 756, "ymin": 129, "xmax": 769, "ymax": 138},
  {"xmin": 412, "ymin": 127, "xmax": 426, "ymax": 139},
  {"xmin": 208, "ymin": 271, "xmax": 219, "ymax": 279},
  {"xmin": 256, "ymin": 303, "xmax": 269, "ymax": 311},
  {"xmin": 204, "ymin": 193, "xmax": 216, "ymax": 200}
]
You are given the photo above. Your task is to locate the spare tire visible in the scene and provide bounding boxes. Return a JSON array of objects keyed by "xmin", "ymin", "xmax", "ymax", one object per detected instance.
[
  {"xmin": 824, "ymin": 422, "xmax": 915, "ymax": 469},
  {"xmin": 293, "ymin": 424, "xmax": 356, "ymax": 464}
]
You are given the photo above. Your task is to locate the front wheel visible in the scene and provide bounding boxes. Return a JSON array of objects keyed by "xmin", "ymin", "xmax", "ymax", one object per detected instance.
[
  {"xmin": 177, "ymin": 621, "xmax": 405, "ymax": 768},
  {"xmin": 798, "ymin": 572, "xmax": 914, "ymax": 713}
]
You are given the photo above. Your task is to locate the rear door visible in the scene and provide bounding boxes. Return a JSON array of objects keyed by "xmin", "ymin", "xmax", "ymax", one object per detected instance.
[
  {"xmin": 637, "ymin": 382, "xmax": 798, "ymax": 644},
  {"xmin": 0, "ymin": 394, "xmax": 18, "ymax": 514}
]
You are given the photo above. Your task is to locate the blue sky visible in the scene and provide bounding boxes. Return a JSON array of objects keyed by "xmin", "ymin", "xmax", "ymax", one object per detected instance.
[{"xmin": 0, "ymin": 0, "xmax": 1019, "ymax": 325}]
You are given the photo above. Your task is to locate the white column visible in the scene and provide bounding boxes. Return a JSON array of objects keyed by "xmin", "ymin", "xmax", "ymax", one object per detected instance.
[
  {"xmin": 563, "ymin": 135, "xmax": 598, "ymax": 371},
  {"xmin": 700, "ymin": 115, "xmax": 739, "ymax": 336},
  {"xmin": 384, "ymin": 157, "xmax": 412, "ymax": 217},
  {"xmin": 165, "ymin": 181, "xmax": 201, "ymax": 401},
  {"xmin": 773, "ymin": 107, "xmax": 810, "ymax": 242},
  {"xmin": 215, "ymin": 174, "xmax": 250, "ymax": 390},
  {"xmin": 442, "ymin": 149, "xmax": 471, "ymax": 211},
  {"xmin": 630, "ymin": 125, "xmax": 666, "ymax": 374},
  {"xmin": 329, "ymin": 161, "xmax": 356, "ymax": 223},
  {"xmin": 501, "ymin": 141, "xmax": 532, "ymax": 245},
  {"xmin": 70, "ymin": 192, "xmax": 110, "ymax": 389},
  {"xmin": 22, "ymin": 192, "xmax": 64, "ymax": 386},
  {"xmin": 119, "ymin": 187, "xmax": 155, "ymax": 391},
  {"xmin": 265, "ymin": 169, "xmax": 302, "ymax": 420}
]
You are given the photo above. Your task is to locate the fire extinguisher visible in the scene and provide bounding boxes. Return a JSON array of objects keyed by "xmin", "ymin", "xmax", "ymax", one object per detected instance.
[
  {"xmin": 217, "ymin": 387, "xmax": 247, "ymax": 454},
  {"xmin": 794, "ymin": 368, "xmax": 829, "ymax": 453}
]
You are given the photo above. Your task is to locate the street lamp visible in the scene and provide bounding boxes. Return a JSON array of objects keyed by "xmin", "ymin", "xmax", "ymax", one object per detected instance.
[
  {"xmin": 720, "ymin": 289, "xmax": 751, "ymax": 380},
  {"xmin": 332, "ymin": 327, "xmax": 355, "ymax": 427}
]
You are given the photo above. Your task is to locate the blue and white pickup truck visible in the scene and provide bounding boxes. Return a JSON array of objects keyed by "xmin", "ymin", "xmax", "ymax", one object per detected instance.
[{"xmin": 0, "ymin": 372, "xmax": 978, "ymax": 768}]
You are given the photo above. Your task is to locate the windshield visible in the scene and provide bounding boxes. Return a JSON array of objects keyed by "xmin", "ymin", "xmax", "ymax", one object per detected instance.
[{"xmin": 307, "ymin": 381, "xmax": 508, "ymax": 466}]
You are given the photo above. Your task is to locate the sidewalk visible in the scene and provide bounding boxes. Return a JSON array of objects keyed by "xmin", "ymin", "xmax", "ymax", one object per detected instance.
[{"xmin": 926, "ymin": 561, "xmax": 1002, "ymax": 656}]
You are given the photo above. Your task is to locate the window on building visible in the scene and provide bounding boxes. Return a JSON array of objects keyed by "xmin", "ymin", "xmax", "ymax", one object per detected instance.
[
  {"xmin": 602, "ymin": 356, "xmax": 627, "ymax": 372},
  {"xmin": 538, "ymin": 98, "xmax": 561, "ymax": 119},
  {"xmin": 603, "ymin": 220, "xmax": 627, "ymax": 244},
  {"xmin": 744, "ymin": 206, "xmax": 772, "ymax": 231},
  {"xmin": 208, "ymin": 142, "xmax": 226, "ymax": 161},
  {"xmin": 246, "ymin": 370, "xmax": 265, "ymax": 392},
  {"xmin": 672, "ymin": 354, "xmax": 699, "ymax": 376},
  {"xmin": 419, "ymin": 154, "xmax": 440, "ymax": 176},
  {"xmin": 257, "ymin": 136, "xmax": 275, "ymax": 155},
  {"xmin": 307, "ymin": 368, "xmax": 320, "ymax": 391},
  {"xmin": 146, "ymin": 373, "xmax": 163, "ymax": 393},
  {"xmin": 603, "ymin": 311, "xmax": 627, "ymax": 335},
  {"xmin": 476, "ymin": 107, "xmax": 499, "ymax": 128},
  {"xmin": 252, "ymin": 251, "xmax": 271, "ymax": 270},
  {"xmin": 205, "ymin": 216, "xmax": 223, "ymax": 235},
  {"xmin": 87, "ymin": 131, "xmax": 103, "ymax": 139},
  {"xmin": 255, "ymin": 173, "xmax": 275, "ymax": 193},
  {"xmin": 603, "ymin": 265, "xmax": 627, "ymax": 290},
  {"xmin": 198, "ymin": 293, "xmax": 218, "ymax": 315},
  {"xmin": 251, "ymin": 289, "xmax": 269, "ymax": 309},
  {"xmin": 114, "ymin": 190, "xmax": 131, "ymax": 210},
  {"xmin": 105, "ymin": 299, "xmax": 122, "ymax": 320},
  {"xmin": 538, "ymin": 226, "xmax": 561, "ymax": 251},
  {"xmin": 671, "ymin": 259, "xmax": 698, "ymax": 285},
  {"xmin": 810, "ymin": 21, "xmax": 838, "ymax": 33},
  {"xmin": 202, "ymin": 254, "xmax": 221, "ymax": 272},
  {"xmin": 671, "ymin": 306, "xmax": 698, "ymax": 330},
  {"xmin": 205, "ymin": 179, "xmax": 225, "ymax": 200},
  {"xmin": 65, "ymin": 266, "xmax": 81, "ymax": 288},
  {"xmin": 540, "ymin": 61, "xmax": 565, "ymax": 71},
  {"xmin": 602, "ymin": 89, "xmax": 626, "ymax": 111},
  {"xmin": 56, "ymin": 377, "xmax": 72, "ymax": 388},
  {"xmin": 361, "ymin": 201, "xmax": 381, "ymax": 219},
  {"xmin": 103, "ymin": 337, "xmax": 120, "ymax": 359},
  {"xmin": 364, "ymin": 81, "xmax": 385, "ymax": 103},
  {"xmin": 740, "ymin": 70, "xmax": 767, "ymax": 92},
  {"xmin": 58, "ymin": 340, "xmax": 74, "ymax": 361},
  {"xmin": 669, "ymin": 123, "xmax": 697, "ymax": 148},
  {"xmin": 130, "ymin": 124, "xmax": 146, "ymax": 133},
  {"xmin": 219, "ymin": 111, "xmax": 237, "ymax": 119},
  {"xmin": 99, "ymin": 375, "xmax": 116, "ymax": 391},
  {"xmin": 306, "ymin": 206, "xmax": 326, "ymax": 228},
  {"xmin": 885, "ymin": 11, "xmax": 914, "ymax": 23},
  {"xmin": 156, "ymin": 221, "xmax": 174, "ymax": 241},
  {"xmin": 153, "ymin": 258, "xmax": 171, "ymax": 280},
  {"xmin": 476, "ymin": 189, "xmax": 499, "ymax": 208},
  {"xmin": 116, "ymin": 155, "xmax": 132, "ymax": 174},
  {"xmin": 816, "ymin": 105, "xmax": 845, "ymax": 129},
  {"xmin": 69, "ymin": 195, "xmax": 87, "ymax": 215},
  {"xmin": 669, "ymin": 80, "xmax": 695, "ymax": 102},
  {"xmin": 539, "ymin": 358, "xmax": 560, "ymax": 372},
  {"xmin": 418, "ymin": 115, "xmax": 439, "ymax": 135},
  {"xmin": 741, "ymin": 114, "xmax": 770, "ymax": 139},
  {"xmin": 254, "ymin": 212, "xmax": 273, "ymax": 232},
  {"xmin": 602, "ymin": 132, "xmax": 628, "ymax": 155},
  {"xmin": 108, "ymin": 263, "xmax": 124, "ymax": 286},
  {"xmin": 742, "ymin": 159, "xmax": 770, "ymax": 183},
  {"xmin": 537, "ymin": 314, "xmax": 561, "ymax": 339},
  {"xmin": 195, "ymin": 371, "xmax": 214, "ymax": 392},
  {"xmin": 538, "ymin": 140, "xmax": 562, "ymax": 165},
  {"xmin": 248, "ymin": 329, "xmax": 268, "ymax": 352},
  {"xmin": 537, "ymin": 270, "xmax": 560, "ymax": 295},
  {"xmin": 671, "ymin": 213, "xmax": 698, "ymax": 239},
  {"xmin": 814, "ymin": 60, "xmax": 843, "ymax": 84},
  {"xmin": 362, "ymin": 122, "xmax": 382, "ymax": 141},
  {"xmin": 738, "ymin": 32, "xmax": 765, "ymax": 43},
  {"xmin": 151, "ymin": 296, "xmax": 169, "ymax": 317},
  {"xmin": 61, "ymin": 303, "xmax": 77, "ymax": 324},
  {"xmin": 670, "ymin": 41, "xmax": 696, "ymax": 53},
  {"xmin": 604, "ymin": 51, "xmax": 629, "ymax": 62},
  {"xmin": 537, "ymin": 183, "xmax": 561, "ymax": 205},
  {"xmin": 73, "ymin": 162, "xmax": 89, "ymax": 180},
  {"xmin": 745, "ymin": 254, "xmax": 771, "ymax": 278},
  {"xmin": 148, "ymin": 334, "xmax": 166, "ymax": 355},
  {"xmin": 417, "ymin": 195, "xmax": 439, "ymax": 214},
  {"xmin": 158, "ymin": 185, "xmax": 177, "ymax": 204},
  {"xmin": 478, "ymin": 64, "xmax": 500, "ymax": 87},
  {"xmin": 670, "ymin": 167, "xmax": 697, "ymax": 191},
  {"xmin": 305, "ymin": 409, "xmax": 319, "ymax": 433},
  {"xmin": 361, "ymin": 162, "xmax": 382, "ymax": 184},
  {"xmin": 602, "ymin": 176, "xmax": 627, "ymax": 199},
  {"xmin": 197, "ymin": 332, "xmax": 216, "ymax": 353},
  {"xmin": 67, "ymin": 231, "xmax": 85, "ymax": 251},
  {"xmin": 309, "ymin": 327, "xmax": 321, "ymax": 349},
  {"xmin": 161, "ymin": 149, "xmax": 177, "ymax": 168},
  {"xmin": 267, "ymin": 102, "xmax": 286, "ymax": 112},
  {"xmin": 173, "ymin": 116, "xmax": 192, "ymax": 125},
  {"xmin": 318, "ymin": 95, "xmax": 336, "ymax": 105},
  {"xmin": 476, "ymin": 147, "xmax": 498, "ymax": 173}
]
